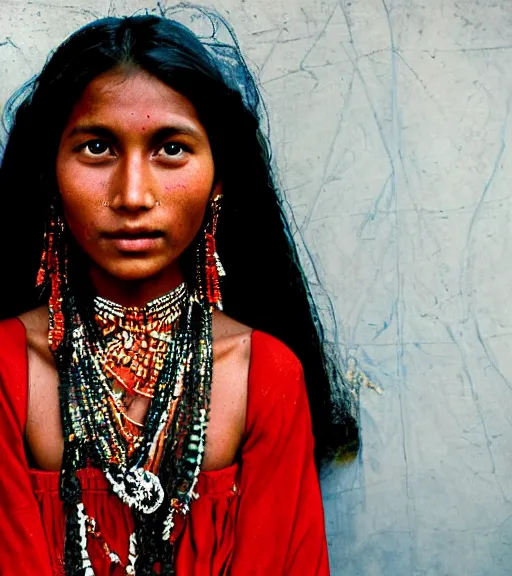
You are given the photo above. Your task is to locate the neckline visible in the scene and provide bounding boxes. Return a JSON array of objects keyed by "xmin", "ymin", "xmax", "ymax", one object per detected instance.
[
  {"xmin": 29, "ymin": 461, "xmax": 239, "ymax": 480},
  {"xmin": 12, "ymin": 316, "xmax": 255, "ymax": 478}
]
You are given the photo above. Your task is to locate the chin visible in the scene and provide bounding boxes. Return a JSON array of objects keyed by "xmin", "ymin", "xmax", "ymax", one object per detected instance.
[{"xmin": 103, "ymin": 258, "xmax": 175, "ymax": 283}]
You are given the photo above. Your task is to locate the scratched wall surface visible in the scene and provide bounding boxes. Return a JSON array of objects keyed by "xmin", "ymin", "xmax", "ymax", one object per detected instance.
[{"xmin": 1, "ymin": 1, "xmax": 512, "ymax": 574}]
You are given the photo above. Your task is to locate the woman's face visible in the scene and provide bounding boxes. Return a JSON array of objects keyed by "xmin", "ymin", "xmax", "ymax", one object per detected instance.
[{"xmin": 56, "ymin": 67, "xmax": 217, "ymax": 296}]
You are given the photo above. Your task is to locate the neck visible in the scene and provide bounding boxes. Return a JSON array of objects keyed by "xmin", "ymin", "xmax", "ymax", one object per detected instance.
[{"xmin": 88, "ymin": 265, "xmax": 185, "ymax": 308}]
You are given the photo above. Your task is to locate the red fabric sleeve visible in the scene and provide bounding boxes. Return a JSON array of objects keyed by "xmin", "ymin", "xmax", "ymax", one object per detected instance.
[
  {"xmin": 230, "ymin": 331, "xmax": 330, "ymax": 575},
  {"xmin": 0, "ymin": 318, "xmax": 53, "ymax": 575}
]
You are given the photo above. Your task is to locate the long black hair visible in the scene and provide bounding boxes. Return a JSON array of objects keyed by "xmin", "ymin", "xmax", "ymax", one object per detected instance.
[{"xmin": 0, "ymin": 11, "xmax": 358, "ymax": 464}]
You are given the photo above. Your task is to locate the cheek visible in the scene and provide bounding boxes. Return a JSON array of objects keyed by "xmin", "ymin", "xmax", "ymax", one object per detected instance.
[
  {"xmin": 57, "ymin": 159, "xmax": 107, "ymax": 241},
  {"xmin": 165, "ymin": 199, "xmax": 207, "ymax": 246},
  {"xmin": 60, "ymin": 185, "xmax": 103, "ymax": 244},
  {"xmin": 63, "ymin": 205, "xmax": 99, "ymax": 248},
  {"xmin": 57, "ymin": 154, "xmax": 109, "ymax": 202},
  {"xmin": 174, "ymin": 188, "xmax": 210, "ymax": 226},
  {"xmin": 163, "ymin": 174, "xmax": 213, "ymax": 236},
  {"xmin": 61, "ymin": 185, "xmax": 99, "ymax": 229},
  {"xmin": 70, "ymin": 216, "xmax": 97, "ymax": 242}
]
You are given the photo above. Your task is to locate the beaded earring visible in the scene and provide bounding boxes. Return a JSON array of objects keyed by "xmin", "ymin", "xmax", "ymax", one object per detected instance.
[
  {"xmin": 36, "ymin": 206, "xmax": 67, "ymax": 350},
  {"xmin": 198, "ymin": 194, "xmax": 225, "ymax": 310}
]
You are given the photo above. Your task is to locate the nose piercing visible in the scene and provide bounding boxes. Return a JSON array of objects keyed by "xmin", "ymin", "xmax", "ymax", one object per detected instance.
[
  {"xmin": 102, "ymin": 201, "xmax": 110, "ymax": 207},
  {"xmin": 156, "ymin": 201, "xmax": 161, "ymax": 207}
]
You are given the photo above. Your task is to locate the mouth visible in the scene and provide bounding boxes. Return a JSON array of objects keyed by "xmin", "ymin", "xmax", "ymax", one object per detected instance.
[{"xmin": 103, "ymin": 228, "xmax": 164, "ymax": 252}]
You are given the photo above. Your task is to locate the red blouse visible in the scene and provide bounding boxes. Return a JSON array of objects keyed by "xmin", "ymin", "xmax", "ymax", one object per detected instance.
[{"xmin": 0, "ymin": 318, "xmax": 330, "ymax": 575}]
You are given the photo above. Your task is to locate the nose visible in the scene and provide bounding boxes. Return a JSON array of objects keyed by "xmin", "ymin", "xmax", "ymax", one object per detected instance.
[{"xmin": 110, "ymin": 153, "xmax": 157, "ymax": 212}]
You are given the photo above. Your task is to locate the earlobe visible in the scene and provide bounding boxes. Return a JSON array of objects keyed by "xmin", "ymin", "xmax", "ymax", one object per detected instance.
[{"xmin": 211, "ymin": 181, "xmax": 223, "ymax": 200}]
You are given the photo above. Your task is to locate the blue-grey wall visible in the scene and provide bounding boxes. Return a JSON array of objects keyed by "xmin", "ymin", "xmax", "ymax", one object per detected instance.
[{"xmin": 2, "ymin": 1, "xmax": 511, "ymax": 574}]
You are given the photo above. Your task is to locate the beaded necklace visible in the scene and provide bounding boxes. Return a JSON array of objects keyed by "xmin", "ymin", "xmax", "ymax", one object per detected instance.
[
  {"xmin": 53, "ymin": 282, "xmax": 213, "ymax": 576},
  {"xmin": 93, "ymin": 284, "xmax": 188, "ymax": 457}
]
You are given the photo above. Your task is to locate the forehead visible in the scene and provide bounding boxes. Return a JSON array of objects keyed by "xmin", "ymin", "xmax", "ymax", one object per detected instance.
[{"xmin": 64, "ymin": 68, "xmax": 202, "ymax": 130}]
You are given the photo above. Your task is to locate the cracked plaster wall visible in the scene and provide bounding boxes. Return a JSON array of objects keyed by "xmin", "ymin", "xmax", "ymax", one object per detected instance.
[{"xmin": 1, "ymin": 1, "xmax": 512, "ymax": 574}]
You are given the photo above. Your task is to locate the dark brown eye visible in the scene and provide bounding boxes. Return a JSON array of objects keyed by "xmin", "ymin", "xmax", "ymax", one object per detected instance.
[
  {"xmin": 84, "ymin": 140, "xmax": 110, "ymax": 155},
  {"xmin": 161, "ymin": 143, "xmax": 184, "ymax": 156}
]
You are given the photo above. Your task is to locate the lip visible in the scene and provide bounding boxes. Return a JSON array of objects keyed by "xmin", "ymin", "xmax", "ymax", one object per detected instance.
[{"xmin": 103, "ymin": 228, "xmax": 164, "ymax": 252}]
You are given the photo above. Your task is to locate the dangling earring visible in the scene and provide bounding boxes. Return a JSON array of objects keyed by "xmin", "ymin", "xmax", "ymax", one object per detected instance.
[
  {"xmin": 37, "ymin": 205, "xmax": 67, "ymax": 351},
  {"xmin": 198, "ymin": 195, "xmax": 226, "ymax": 310}
]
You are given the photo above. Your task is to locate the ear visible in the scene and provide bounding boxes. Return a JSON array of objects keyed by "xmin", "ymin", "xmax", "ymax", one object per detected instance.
[{"xmin": 211, "ymin": 180, "xmax": 223, "ymax": 201}]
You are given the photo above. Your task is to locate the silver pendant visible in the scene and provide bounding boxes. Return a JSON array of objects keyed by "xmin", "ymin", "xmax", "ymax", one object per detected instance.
[{"xmin": 106, "ymin": 466, "xmax": 164, "ymax": 514}]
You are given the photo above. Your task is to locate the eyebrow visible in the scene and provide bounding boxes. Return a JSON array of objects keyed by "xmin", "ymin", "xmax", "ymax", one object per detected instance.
[{"xmin": 67, "ymin": 123, "xmax": 203, "ymax": 144}]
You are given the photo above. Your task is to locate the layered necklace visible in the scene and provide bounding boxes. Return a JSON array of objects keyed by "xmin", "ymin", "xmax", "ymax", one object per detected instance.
[
  {"xmin": 93, "ymin": 284, "xmax": 188, "ymax": 458},
  {"xmin": 54, "ymin": 282, "xmax": 213, "ymax": 576}
]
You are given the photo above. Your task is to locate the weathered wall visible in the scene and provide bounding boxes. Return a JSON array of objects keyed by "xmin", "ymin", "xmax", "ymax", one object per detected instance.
[{"xmin": 2, "ymin": 1, "xmax": 511, "ymax": 574}]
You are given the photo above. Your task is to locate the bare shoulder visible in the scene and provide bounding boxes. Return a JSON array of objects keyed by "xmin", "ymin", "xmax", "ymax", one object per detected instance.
[
  {"xmin": 203, "ymin": 311, "xmax": 252, "ymax": 469},
  {"xmin": 18, "ymin": 306, "xmax": 52, "ymax": 362},
  {"xmin": 212, "ymin": 310, "xmax": 252, "ymax": 360},
  {"xmin": 18, "ymin": 308, "xmax": 62, "ymax": 470},
  {"xmin": 210, "ymin": 310, "xmax": 253, "ymax": 389},
  {"xmin": 210, "ymin": 310, "xmax": 252, "ymax": 405}
]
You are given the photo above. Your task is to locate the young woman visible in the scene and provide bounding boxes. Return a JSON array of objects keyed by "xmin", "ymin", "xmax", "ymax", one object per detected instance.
[{"xmin": 0, "ymin": 11, "xmax": 357, "ymax": 576}]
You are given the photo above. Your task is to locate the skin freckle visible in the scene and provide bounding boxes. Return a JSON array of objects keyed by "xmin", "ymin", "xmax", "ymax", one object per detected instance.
[{"xmin": 56, "ymin": 70, "xmax": 216, "ymax": 291}]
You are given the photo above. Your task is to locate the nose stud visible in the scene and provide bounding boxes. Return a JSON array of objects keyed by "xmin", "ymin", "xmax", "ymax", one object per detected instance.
[{"xmin": 102, "ymin": 199, "xmax": 160, "ymax": 208}]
